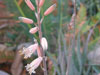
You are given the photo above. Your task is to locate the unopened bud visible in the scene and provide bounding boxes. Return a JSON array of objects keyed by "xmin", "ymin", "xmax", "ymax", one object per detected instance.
[
  {"xmin": 35, "ymin": 0, "xmax": 38, "ymax": 6},
  {"xmin": 41, "ymin": 37, "xmax": 48, "ymax": 50},
  {"xmin": 29, "ymin": 27, "xmax": 38, "ymax": 34},
  {"xmin": 39, "ymin": 0, "xmax": 45, "ymax": 7},
  {"xmin": 19, "ymin": 17, "xmax": 33, "ymax": 24},
  {"xmin": 44, "ymin": 4, "xmax": 56, "ymax": 16},
  {"xmin": 25, "ymin": 0, "xmax": 35, "ymax": 11}
]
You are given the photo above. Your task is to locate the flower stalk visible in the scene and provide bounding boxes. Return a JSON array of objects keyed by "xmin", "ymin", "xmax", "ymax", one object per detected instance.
[
  {"xmin": 19, "ymin": 0, "xmax": 56, "ymax": 74},
  {"xmin": 37, "ymin": 0, "xmax": 47, "ymax": 75}
]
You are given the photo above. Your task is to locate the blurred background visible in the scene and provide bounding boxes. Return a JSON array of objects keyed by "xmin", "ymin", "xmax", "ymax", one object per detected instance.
[{"xmin": 0, "ymin": 0, "xmax": 100, "ymax": 75}]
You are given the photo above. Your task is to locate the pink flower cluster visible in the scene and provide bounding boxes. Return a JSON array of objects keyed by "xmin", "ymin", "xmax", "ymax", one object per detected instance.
[{"xmin": 19, "ymin": 0, "xmax": 56, "ymax": 74}]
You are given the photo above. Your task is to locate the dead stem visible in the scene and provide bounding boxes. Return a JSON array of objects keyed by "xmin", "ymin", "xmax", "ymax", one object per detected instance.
[
  {"xmin": 84, "ymin": 20, "xmax": 100, "ymax": 59},
  {"xmin": 66, "ymin": 0, "xmax": 76, "ymax": 75}
]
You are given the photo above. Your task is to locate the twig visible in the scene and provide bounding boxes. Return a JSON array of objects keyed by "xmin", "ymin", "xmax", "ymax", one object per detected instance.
[{"xmin": 0, "ymin": 24, "xmax": 8, "ymax": 29}]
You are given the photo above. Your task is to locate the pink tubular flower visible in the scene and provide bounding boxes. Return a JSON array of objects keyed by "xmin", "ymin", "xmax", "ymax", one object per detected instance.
[
  {"xmin": 25, "ymin": 0, "xmax": 35, "ymax": 11},
  {"xmin": 25, "ymin": 57, "xmax": 43, "ymax": 74},
  {"xmin": 44, "ymin": 4, "xmax": 56, "ymax": 16},
  {"xmin": 19, "ymin": 17, "xmax": 33, "ymax": 24},
  {"xmin": 29, "ymin": 27, "xmax": 38, "ymax": 34},
  {"xmin": 39, "ymin": 0, "xmax": 45, "ymax": 7},
  {"xmin": 20, "ymin": 43, "xmax": 38, "ymax": 59}
]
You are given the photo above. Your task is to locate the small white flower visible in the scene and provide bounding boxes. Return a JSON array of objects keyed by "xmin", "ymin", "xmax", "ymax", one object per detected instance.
[
  {"xmin": 19, "ymin": 43, "xmax": 38, "ymax": 59},
  {"xmin": 41, "ymin": 37, "xmax": 48, "ymax": 50},
  {"xmin": 25, "ymin": 57, "xmax": 43, "ymax": 74}
]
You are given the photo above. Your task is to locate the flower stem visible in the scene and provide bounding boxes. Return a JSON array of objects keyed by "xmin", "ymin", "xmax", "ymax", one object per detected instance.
[{"xmin": 37, "ymin": 0, "xmax": 47, "ymax": 75}]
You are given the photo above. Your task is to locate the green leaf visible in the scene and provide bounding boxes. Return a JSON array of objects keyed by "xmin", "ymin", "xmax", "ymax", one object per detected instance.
[
  {"xmin": 46, "ymin": 51, "xmax": 61, "ymax": 75},
  {"xmin": 92, "ymin": 66, "xmax": 100, "ymax": 74},
  {"xmin": 77, "ymin": 33, "xmax": 83, "ymax": 74}
]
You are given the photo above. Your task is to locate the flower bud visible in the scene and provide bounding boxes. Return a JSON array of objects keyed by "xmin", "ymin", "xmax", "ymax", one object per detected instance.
[
  {"xmin": 29, "ymin": 27, "xmax": 38, "ymax": 34},
  {"xmin": 35, "ymin": 0, "xmax": 38, "ymax": 6},
  {"xmin": 41, "ymin": 37, "xmax": 48, "ymax": 50},
  {"xmin": 39, "ymin": 0, "xmax": 45, "ymax": 7},
  {"xmin": 19, "ymin": 17, "xmax": 33, "ymax": 24},
  {"xmin": 25, "ymin": 0, "xmax": 35, "ymax": 11},
  {"xmin": 44, "ymin": 4, "xmax": 56, "ymax": 16}
]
